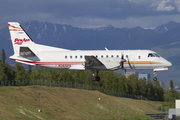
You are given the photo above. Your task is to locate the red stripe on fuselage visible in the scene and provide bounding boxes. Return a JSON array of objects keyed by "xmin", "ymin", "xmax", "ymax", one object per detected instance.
[
  {"xmin": 10, "ymin": 58, "xmax": 83, "ymax": 65},
  {"xmin": 10, "ymin": 58, "xmax": 163, "ymax": 66}
]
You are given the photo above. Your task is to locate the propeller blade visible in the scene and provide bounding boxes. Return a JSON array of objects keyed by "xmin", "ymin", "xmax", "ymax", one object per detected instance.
[
  {"xmin": 120, "ymin": 53, "xmax": 126, "ymax": 69},
  {"xmin": 126, "ymin": 55, "xmax": 132, "ymax": 69},
  {"xmin": 120, "ymin": 61, "xmax": 124, "ymax": 69},
  {"xmin": 121, "ymin": 53, "xmax": 124, "ymax": 60}
]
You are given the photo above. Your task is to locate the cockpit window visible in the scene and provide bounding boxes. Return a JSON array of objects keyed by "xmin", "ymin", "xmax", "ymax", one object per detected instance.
[
  {"xmin": 154, "ymin": 53, "xmax": 161, "ymax": 57},
  {"xmin": 148, "ymin": 53, "xmax": 161, "ymax": 57},
  {"xmin": 148, "ymin": 53, "xmax": 154, "ymax": 57}
]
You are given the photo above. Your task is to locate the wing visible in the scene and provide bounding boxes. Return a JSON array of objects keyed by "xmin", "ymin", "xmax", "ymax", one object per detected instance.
[{"xmin": 84, "ymin": 56, "xmax": 103, "ymax": 67}]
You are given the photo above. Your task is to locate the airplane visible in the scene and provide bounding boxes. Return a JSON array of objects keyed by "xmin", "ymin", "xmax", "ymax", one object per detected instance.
[{"xmin": 8, "ymin": 22, "xmax": 172, "ymax": 81}]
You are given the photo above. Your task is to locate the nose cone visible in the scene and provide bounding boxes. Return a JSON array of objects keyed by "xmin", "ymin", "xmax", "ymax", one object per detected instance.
[{"xmin": 166, "ymin": 60, "xmax": 172, "ymax": 68}]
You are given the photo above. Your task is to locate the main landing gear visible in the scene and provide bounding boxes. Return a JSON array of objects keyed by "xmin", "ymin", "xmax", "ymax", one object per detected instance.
[
  {"xmin": 153, "ymin": 71, "xmax": 157, "ymax": 81},
  {"xmin": 91, "ymin": 71, "xmax": 100, "ymax": 81}
]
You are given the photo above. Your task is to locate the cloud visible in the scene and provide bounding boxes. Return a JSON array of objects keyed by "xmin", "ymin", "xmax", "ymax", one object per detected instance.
[
  {"xmin": 156, "ymin": 0, "xmax": 175, "ymax": 11},
  {"xmin": 175, "ymin": 0, "xmax": 180, "ymax": 11},
  {"xmin": 0, "ymin": 0, "xmax": 180, "ymax": 29},
  {"xmin": 53, "ymin": 14, "xmax": 180, "ymax": 29},
  {"xmin": 128, "ymin": 0, "xmax": 147, "ymax": 3}
]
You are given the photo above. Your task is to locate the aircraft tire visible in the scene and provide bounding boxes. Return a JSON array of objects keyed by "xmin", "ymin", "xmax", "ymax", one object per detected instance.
[
  {"xmin": 91, "ymin": 76, "xmax": 100, "ymax": 81},
  {"xmin": 153, "ymin": 77, "xmax": 157, "ymax": 81},
  {"xmin": 96, "ymin": 77, "xmax": 100, "ymax": 81},
  {"xmin": 91, "ymin": 76, "xmax": 96, "ymax": 81}
]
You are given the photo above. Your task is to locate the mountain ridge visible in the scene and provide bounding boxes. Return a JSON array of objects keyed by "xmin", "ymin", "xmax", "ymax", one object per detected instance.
[
  {"xmin": 1, "ymin": 21, "xmax": 180, "ymax": 84},
  {"xmin": 154, "ymin": 21, "xmax": 180, "ymax": 33}
]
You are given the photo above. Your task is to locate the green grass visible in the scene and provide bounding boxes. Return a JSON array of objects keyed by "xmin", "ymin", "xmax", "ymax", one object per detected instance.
[{"xmin": 0, "ymin": 86, "xmax": 160, "ymax": 120}]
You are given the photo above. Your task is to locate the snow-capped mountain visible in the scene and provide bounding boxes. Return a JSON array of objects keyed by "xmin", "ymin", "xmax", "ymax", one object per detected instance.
[
  {"xmin": 1, "ymin": 21, "xmax": 180, "ymax": 84},
  {"xmin": 154, "ymin": 21, "xmax": 180, "ymax": 33}
]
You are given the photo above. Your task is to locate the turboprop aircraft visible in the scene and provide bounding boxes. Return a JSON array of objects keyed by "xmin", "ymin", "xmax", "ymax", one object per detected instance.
[{"xmin": 8, "ymin": 22, "xmax": 172, "ymax": 81}]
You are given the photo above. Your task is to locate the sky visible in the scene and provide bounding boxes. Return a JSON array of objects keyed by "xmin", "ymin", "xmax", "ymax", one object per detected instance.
[{"xmin": 1, "ymin": 0, "xmax": 180, "ymax": 29}]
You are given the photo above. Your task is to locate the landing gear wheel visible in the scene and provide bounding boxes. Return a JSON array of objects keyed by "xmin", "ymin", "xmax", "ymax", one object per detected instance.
[
  {"xmin": 96, "ymin": 76, "xmax": 100, "ymax": 81},
  {"xmin": 153, "ymin": 77, "xmax": 157, "ymax": 81},
  {"xmin": 91, "ymin": 76, "xmax": 96, "ymax": 81},
  {"xmin": 91, "ymin": 70, "xmax": 100, "ymax": 81},
  {"xmin": 91, "ymin": 76, "xmax": 100, "ymax": 81}
]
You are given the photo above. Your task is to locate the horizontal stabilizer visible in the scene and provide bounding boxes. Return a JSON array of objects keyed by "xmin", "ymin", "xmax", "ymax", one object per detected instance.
[{"xmin": 20, "ymin": 47, "xmax": 36, "ymax": 57}]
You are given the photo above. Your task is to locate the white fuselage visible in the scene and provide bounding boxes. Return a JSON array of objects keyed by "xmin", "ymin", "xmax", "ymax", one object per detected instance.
[{"xmin": 12, "ymin": 49, "xmax": 172, "ymax": 71}]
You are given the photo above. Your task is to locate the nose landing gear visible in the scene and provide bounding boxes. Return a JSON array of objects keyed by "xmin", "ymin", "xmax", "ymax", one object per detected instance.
[{"xmin": 153, "ymin": 71, "xmax": 157, "ymax": 81}]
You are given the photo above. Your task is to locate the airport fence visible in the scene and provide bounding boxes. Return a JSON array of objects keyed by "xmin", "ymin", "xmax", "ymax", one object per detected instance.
[{"xmin": 0, "ymin": 80, "xmax": 168, "ymax": 112}]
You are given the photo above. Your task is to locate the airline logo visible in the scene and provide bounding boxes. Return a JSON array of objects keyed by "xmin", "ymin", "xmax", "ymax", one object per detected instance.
[
  {"xmin": 14, "ymin": 38, "xmax": 30, "ymax": 45},
  {"xmin": 8, "ymin": 24, "xmax": 23, "ymax": 31}
]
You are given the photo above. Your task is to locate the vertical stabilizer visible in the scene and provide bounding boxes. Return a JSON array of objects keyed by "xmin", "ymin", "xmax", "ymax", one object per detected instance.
[{"xmin": 8, "ymin": 22, "xmax": 35, "ymax": 56}]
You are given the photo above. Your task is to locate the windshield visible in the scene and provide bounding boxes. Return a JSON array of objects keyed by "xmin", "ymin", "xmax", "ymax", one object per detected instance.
[
  {"xmin": 148, "ymin": 53, "xmax": 161, "ymax": 57},
  {"xmin": 153, "ymin": 53, "xmax": 161, "ymax": 57}
]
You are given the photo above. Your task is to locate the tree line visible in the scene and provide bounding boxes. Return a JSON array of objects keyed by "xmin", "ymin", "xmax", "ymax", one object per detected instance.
[{"xmin": 0, "ymin": 49, "xmax": 178, "ymax": 102}]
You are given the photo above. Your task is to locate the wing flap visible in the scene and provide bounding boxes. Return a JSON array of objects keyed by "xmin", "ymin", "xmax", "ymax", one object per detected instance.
[{"xmin": 85, "ymin": 56, "xmax": 103, "ymax": 67}]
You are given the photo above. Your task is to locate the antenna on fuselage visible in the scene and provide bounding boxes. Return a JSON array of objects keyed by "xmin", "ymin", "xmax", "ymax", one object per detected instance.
[{"xmin": 105, "ymin": 47, "xmax": 108, "ymax": 51}]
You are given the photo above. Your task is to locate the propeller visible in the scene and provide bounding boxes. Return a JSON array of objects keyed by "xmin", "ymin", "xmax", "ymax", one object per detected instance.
[
  {"xmin": 120, "ymin": 53, "xmax": 133, "ymax": 69},
  {"xmin": 120, "ymin": 53, "xmax": 126, "ymax": 69},
  {"xmin": 126, "ymin": 55, "xmax": 133, "ymax": 69}
]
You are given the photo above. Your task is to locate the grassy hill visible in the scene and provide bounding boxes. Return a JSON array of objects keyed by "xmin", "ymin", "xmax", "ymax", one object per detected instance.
[{"xmin": 0, "ymin": 86, "xmax": 161, "ymax": 120}]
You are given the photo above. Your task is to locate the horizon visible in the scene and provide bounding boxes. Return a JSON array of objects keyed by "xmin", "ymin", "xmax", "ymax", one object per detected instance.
[{"xmin": 1, "ymin": 20, "xmax": 179, "ymax": 30}]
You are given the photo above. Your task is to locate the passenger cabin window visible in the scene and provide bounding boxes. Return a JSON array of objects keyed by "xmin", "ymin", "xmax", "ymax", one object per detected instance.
[
  {"xmin": 80, "ymin": 55, "xmax": 82, "ymax": 59},
  {"xmin": 106, "ymin": 55, "xmax": 108, "ymax": 58},
  {"xmin": 65, "ymin": 56, "xmax": 67, "ymax": 59},
  {"xmin": 101, "ymin": 55, "xmax": 103, "ymax": 58},
  {"xmin": 75, "ymin": 56, "xmax": 77, "ymax": 59},
  {"xmin": 96, "ymin": 55, "xmax": 98, "ymax": 58},
  {"xmin": 70, "ymin": 56, "xmax": 72, "ymax": 59},
  {"xmin": 111, "ymin": 55, "xmax": 114, "ymax": 57},
  {"xmin": 117, "ymin": 55, "xmax": 119, "ymax": 58}
]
